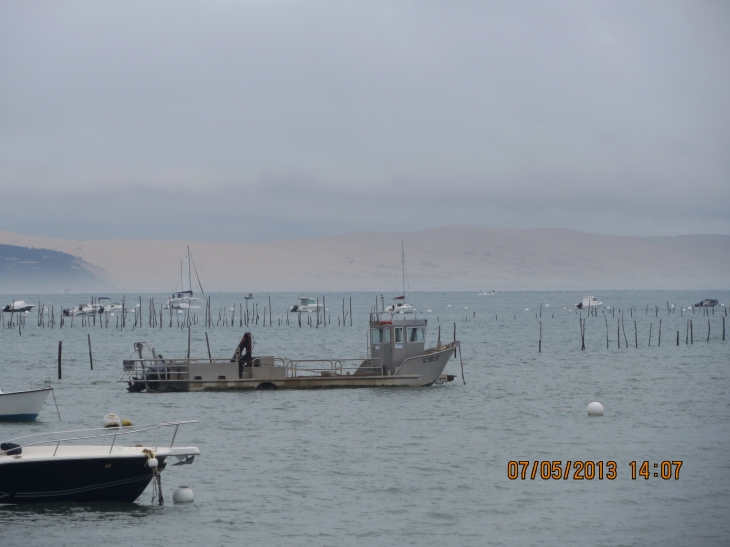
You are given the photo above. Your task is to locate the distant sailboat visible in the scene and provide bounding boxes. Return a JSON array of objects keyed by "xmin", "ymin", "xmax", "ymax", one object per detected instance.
[
  {"xmin": 386, "ymin": 241, "xmax": 416, "ymax": 315},
  {"xmin": 165, "ymin": 246, "xmax": 204, "ymax": 310}
]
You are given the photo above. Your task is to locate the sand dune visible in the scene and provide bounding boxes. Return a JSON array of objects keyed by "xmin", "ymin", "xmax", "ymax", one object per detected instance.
[{"xmin": 0, "ymin": 227, "xmax": 727, "ymax": 292}]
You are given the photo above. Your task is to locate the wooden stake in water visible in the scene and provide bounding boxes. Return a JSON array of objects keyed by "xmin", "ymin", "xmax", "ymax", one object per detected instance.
[
  {"xmin": 88, "ymin": 333, "xmax": 93, "ymax": 370},
  {"xmin": 57, "ymin": 341, "xmax": 63, "ymax": 379}
]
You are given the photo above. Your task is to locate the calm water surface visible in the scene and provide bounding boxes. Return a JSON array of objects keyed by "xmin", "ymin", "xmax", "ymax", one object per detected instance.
[{"xmin": 1, "ymin": 291, "xmax": 729, "ymax": 546}]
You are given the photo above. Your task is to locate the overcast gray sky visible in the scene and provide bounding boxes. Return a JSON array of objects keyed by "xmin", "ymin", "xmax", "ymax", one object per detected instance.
[{"xmin": 1, "ymin": 0, "xmax": 728, "ymax": 241}]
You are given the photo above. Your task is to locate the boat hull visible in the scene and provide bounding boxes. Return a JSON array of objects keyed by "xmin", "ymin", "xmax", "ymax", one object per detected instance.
[
  {"xmin": 0, "ymin": 455, "xmax": 156, "ymax": 504},
  {"xmin": 0, "ymin": 388, "xmax": 52, "ymax": 422}
]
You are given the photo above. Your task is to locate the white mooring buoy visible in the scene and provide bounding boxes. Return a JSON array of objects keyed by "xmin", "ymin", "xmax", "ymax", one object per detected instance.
[
  {"xmin": 173, "ymin": 485, "xmax": 194, "ymax": 503},
  {"xmin": 103, "ymin": 413, "xmax": 121, "ymax": 428},
  {"xmin": 587, "ymin": 401, "xmax": 604, "ymax": 416}
]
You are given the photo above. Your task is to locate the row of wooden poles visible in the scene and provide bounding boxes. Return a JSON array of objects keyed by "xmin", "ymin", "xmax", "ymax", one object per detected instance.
[
  {"xmin": 3, "ymin": 296, "xmax": 357, "ymax": 333},
  {"xmin": 568, "ymin": 315, "xmax": 726, "ymax": 352}
]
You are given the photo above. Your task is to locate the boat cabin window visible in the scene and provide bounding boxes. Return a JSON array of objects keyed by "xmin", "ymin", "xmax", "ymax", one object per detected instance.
[
  {"xmin": 407, "ymin": 327, "xmax": 425, "ymax": 342},
  {"xmin": 371, "ymin": 327, "xmax": 391, "ymax": 344},
  {"xmin": 394, "ymin": 327, "xmax": 403, "ymax": 343}
]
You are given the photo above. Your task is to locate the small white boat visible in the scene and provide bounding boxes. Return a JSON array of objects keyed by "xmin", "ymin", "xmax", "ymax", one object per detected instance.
[
  {"xmin": 289, "ymin": 297, "xmax": 322, "ymax": 313},
  {"xmin": 2, "ymin": 300, "xmax": 34, "ymax": 313},
  {"xmin": 164, "ymin": 247, "xmax": 204, "ymax": 310},
  {"xmin": 478, "ymin": 291, "xmax": 497, "ymax": 295},
  {"xmin": 0, "ymin": 379, "xmax": 54, "ymax": 421},
  {"xmin": 63, "ymin": 302, "xmax": 103, "ymax": 317},
  {"xmin": 99, "ymin": 297, "xmax": 123, "ymax": 313},
  {"xmin": 244, "ymin": 293, "xmax": 253, "ymax": 300},
  {"xmin": 386, "ymin": 299, "xmax": 417, "ymax": 314},
  {"xmin": 576, "ymin": 296, "xmax": 602, "ymax": 310},
  {"xmin": 0, "ymin": 421, "xmax": 200, "ymax": 504}
]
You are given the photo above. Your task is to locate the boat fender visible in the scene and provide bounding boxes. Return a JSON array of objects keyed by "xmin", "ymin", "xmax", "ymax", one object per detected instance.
[
  {"xmin": 0, "ymin": 442, "xmax": 22, "ymax": 456},
  {"xmin": 379, "ymin": 320, "xmax": 392, "ymax": 325},
  {"xmin": 142, "ymin": 448, "xmax": 158, "ymax": 468}
]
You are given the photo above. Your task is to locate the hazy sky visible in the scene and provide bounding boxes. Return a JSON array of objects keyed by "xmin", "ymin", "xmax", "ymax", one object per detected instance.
[{"xmin": 1, "ymin": 1, "xmax": 728, "ymax": 241}]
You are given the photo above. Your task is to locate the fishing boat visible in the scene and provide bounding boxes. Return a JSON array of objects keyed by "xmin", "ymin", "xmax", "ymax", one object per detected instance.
[
  {"xmin": 244, "ymin": 293, "xmax": 253, "ymax": 300},
  {"xmin": 576, "ymin": 296, "xmax": 602, "ymax": 310},
  {"xmin": 0, "ymin": 378, "xmax": 55, "ymax": 422},
  {"xmin": 164, "ymin": 246, "xmax": 204, "ymax": 310},
  {"xmin": 0, "ymin": 421, "xmax": 200, "ymax": 504},
  {"xmin": 289, "ymin": 297, "xmax": 322, "ymax": 313},
  {"xmin": 120, "ymin": 314, "xmax": 460, "ymax": 391},
  {"xmin": 2, "ymin": 300, "xmax": 34, "ymax": 313},
  {"xmin": 385, "ymin": 242, "xmax": 417, "ymax": 314},
  {"xmin": 694, "ymin": 299, "xmax": 718, "ymax": 308}
]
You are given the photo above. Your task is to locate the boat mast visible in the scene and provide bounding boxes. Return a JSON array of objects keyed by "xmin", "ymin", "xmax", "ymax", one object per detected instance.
[
  {"xmin": 402, "ymin": 240, "xmax": 406, "ymax": 298},
  {"xmin": 187, "ymin": 245, "xmax": 192, "ymax": 295}
]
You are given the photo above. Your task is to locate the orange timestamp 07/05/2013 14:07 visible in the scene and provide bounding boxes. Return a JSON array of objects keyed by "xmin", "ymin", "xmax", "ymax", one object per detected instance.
[{"xmin": 507, "ymin": 461, "xmax": 683, "ymax": 481}]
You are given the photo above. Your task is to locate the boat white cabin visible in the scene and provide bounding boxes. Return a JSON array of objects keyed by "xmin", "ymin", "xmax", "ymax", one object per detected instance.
[
  {"xmin": 289, "ymin": 297, "xmax": 322, "ymax": 313},
  {"xmin": 576, "ymin": 296, "xmax": 602, "ymax": 310}
]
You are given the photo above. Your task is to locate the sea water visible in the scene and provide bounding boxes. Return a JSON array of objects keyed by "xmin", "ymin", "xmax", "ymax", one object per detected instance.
[{"xmin": 1, "ymin": 290, "xmax": 729, "ymax": 546}]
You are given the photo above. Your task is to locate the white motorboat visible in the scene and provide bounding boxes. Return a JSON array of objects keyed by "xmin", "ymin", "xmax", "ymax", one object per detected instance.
[
  {"xmin": 0, "ymin": 378, "xmax": 55, "ymax": 421},
  {"xmin": 0, "ymin": 421, "xmax": 200, "ymax": 504},
  {"xmin": 165, "ymin": 247, "xmax": 204, "ymax": 310},
  {"xmin": 99, "ymin": 297, "xmax": 123, "ymax": 313},
  {"xmin": 576, "ymin": 296, "xmax": 602, "ymax": 310},
  {"xmin": 63, "ymin": 301, "xmax": 103, "ymax": 317},
  {"xmin": 478, "ymin": 291, "xmax": 497, "ymax": 295},
  {"xmin": 120, "ymin": 314, "xmax": 460, "ymax": 392},
  {"xmin": 289, "ymin": 297, "xmax": 322, "ymax": 313},
  {"xmin": 387, "ymin": 299, "xmax": 417, "ymax": 314},
  {"xmin": 385, "ymin": 242, "xmax": 417, "ymax": 314},
  {"xmin": 2, "ymin": 300, "xmax": 34, "ymax": 313}
]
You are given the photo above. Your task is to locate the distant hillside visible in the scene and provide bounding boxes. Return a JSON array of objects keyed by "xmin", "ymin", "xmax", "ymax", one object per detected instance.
[
  {"xmin": 0, "ymin": 244, "xmax": 111, "ymax": 293},
  {"xmin": 0, "ymin": 227, "xmax": 728, "ymax": 291}
]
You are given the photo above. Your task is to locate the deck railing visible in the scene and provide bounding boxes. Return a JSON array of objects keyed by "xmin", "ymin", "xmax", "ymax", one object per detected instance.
[{"xmin": 1, "ymin": 421, "xmax": 198, "ymax": 456}]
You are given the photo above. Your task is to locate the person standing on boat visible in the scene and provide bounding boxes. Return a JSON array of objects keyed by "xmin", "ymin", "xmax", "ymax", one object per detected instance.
[{"xmin": 232, "ymin": 332, "xmax": 254, "ymax": 378}]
